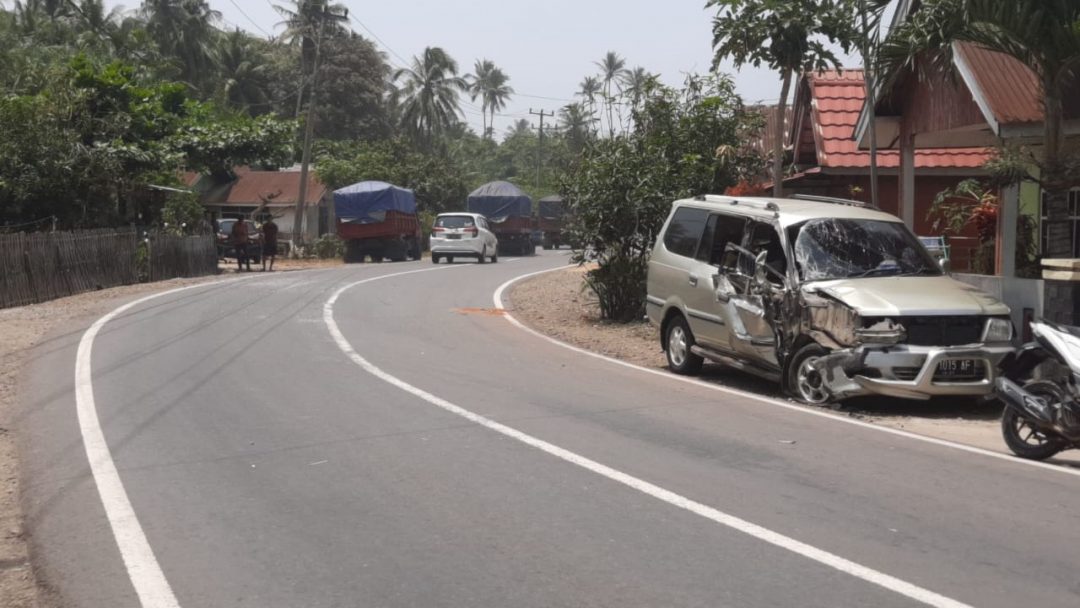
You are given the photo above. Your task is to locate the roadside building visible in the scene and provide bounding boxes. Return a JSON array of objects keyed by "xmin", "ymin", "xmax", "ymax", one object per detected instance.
[{"xmin": 183, "ymin": 166, "xmax": 329, "ymax": 243}]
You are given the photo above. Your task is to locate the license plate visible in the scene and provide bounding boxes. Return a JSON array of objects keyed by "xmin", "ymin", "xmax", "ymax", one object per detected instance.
[
  {"xmin": 936, "ymin": 359, "xmax": 978, "ymax": 377},
  {"xmin": 447, "ymin": 234, "xmax": 461, "ymax": 240}
]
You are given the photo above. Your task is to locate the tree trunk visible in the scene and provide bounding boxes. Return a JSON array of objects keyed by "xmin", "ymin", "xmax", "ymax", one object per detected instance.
[
  {"xmin": 859, "ymin": 2, "xmax": 879, "ymax": 208},
  {"xmin": 1043, "ymin": 87, "xmax": 1072, "ymax": 258},
  {"xmin": 772, "ymin": 70, "xmax": 793, "ymax": 198}
]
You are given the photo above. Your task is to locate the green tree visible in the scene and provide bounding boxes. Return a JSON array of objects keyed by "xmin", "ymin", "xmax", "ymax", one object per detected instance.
[
  {"xmin": 467, "ymin": 58, "xmax": 514, "ymax": 139},
  {"xmin": 140, "ymin": 0, "xmax": 222, "ymax": 93},
  {"xmin": 707, "ymin": 0, "xmax": 855, "ymax": 197},
  {"xmin": 562, "ymin": 74, "xmax": 765, "ymax": 321},
  {"xmin": 273, "ymin": 0, "xmax": 349, "ymax": 117},
  {"xmin": 878, "ymin": 0, "xmax": 1080, "ymax": 257},
  {"xmin": 559, "ymin": 102, "xmax": 593, "ymax": 153},
  {"xmin": 594, "ymin": 51, "xmax": 627, "ymax": 138},
  {"xmin": 393, "ymin": 46, "xmax": 467, "ymax": 151},
  {"xmin": 314, "ymin": 31, "xmax": 392, "ymax": 140},
  {"xmin": 576, "ymin": 75, "xmax": 601, "ymax": 134},
  {"xmin": 216, "ymin": 29, "xmax": 273, "ymax": 113}
]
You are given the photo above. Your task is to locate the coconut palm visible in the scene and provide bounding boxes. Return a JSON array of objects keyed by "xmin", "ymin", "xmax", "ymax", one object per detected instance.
[
  {"xmin": 393, "ymin": 46, "xmax": 468, "ymax": 150},
  {"xmin": 505, "ymin": 118, "xmax": 531, "ymax": 139},
  {"xmin": 878, "ymin": 0, "xmax": 1080, "ymax": 258},
  {"xmin": 576, "ymin": 75, "xmax": 601, "ymax": 133},
  {"xmin": 594, "ymin": 51, "xmax": 627, "ymax": 137},
  {"xmin": 619, "ymin": 66, "xmax": 654, "ymax": 111},
  {"xmin": 273, "ymin": 0, "xmax": 349, "ymax": 117},
  {"xmin": 559, "ymin": 102, "xmax": 592, "ymax": 152},
  {"xmin": 140, "ymin": 0, "xmax": 221, "ymax": 91},
  {"xmin": 467, "ymin": 59, "xmax": 515, "ymax": 139},
  {"xmin": 216, "ymin": 29, "xmax": 273, "ymax": 113}
]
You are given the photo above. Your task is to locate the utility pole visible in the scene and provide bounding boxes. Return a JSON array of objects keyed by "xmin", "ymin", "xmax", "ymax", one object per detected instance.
[
  {"xmin": 294, "ymin": 2, "xmax": 345, "ymax": 248},
  {"xmin": 529, "ymin": 108, "xmax": 554, "ymax": 192}
]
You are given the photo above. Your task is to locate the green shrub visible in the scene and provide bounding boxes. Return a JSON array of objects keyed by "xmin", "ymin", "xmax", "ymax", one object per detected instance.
[{"xmin": 312, "ymin": 234, "xmax": 344, "ymax": 259}]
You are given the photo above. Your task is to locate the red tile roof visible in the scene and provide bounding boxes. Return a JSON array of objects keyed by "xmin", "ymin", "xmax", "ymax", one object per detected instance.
[
  {"xmin": 954, "ymin": 42, "xmax": 1080, "ymax": 126},
  {"xmin": 186, "ymin": 167, "xmax": 327, "ymax": 207},
  {"xmin": 803, "ymin": 69, "xmax": 991, "ymax": 169}
]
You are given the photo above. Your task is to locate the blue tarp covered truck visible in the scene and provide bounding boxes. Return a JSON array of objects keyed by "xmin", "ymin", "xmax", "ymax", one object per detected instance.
[
  {"xmin": 466, "ymin": 181, "xmax": 535, "ymax": 256},
  {"xmin": 334, "ymin": 181, "xmax": 422, "ymax": 263}
]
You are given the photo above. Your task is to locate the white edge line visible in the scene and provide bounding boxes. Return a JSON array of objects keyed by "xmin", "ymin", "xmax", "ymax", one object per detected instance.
[
  {"xmin": 74, "ymin": 270, "xmax": 325, "ymax": 607},
  {"xmin": 493, "ymin": 266, "xmax": 1080, "ymax": 480},
  {"xmin": 325, "ymin": 267, "xmax": 972, "ymax": 608}
]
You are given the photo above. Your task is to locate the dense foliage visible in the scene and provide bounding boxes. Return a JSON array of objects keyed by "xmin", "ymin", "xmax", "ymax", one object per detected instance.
[{"xmin": 562, "ymin": 75, "xmax": 765, "ymax": 322}]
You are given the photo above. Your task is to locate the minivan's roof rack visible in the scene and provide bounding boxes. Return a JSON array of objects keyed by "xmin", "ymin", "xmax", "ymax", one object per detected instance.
[{"xmin": 791, "ymin": 193, "xmax": 879, "ymax": 210}]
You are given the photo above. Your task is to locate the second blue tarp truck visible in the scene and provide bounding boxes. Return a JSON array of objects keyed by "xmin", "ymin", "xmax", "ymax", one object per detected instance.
[{"xmin": 466, "ymin": 181, "xmax": 535, "ymax": 256}]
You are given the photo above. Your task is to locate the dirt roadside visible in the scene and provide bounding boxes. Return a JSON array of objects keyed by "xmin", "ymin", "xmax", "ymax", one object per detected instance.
[{"xmin": 506, "ymin": 265, "xmax": 1080, "ymax": 465}]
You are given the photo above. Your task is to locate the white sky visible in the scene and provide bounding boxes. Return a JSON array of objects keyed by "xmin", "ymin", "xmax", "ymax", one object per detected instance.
[{"xmin": 75, "ymin": 1, "xmax": 882, "ymax": 136}]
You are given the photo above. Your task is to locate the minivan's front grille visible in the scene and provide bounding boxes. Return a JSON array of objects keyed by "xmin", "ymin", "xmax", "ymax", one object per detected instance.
[
  {"xmin": 864, "ymin": 316, "xmax": 986, "ymax": 346},
  {"xmin": 892, "ymin": 367, "xmax": 920, "ymax": 381}
]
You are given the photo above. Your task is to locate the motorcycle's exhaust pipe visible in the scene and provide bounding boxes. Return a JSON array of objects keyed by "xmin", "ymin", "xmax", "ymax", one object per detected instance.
[{"xmin": 995, "ymin": 377, "xmax": 1055, "ymax": 424}]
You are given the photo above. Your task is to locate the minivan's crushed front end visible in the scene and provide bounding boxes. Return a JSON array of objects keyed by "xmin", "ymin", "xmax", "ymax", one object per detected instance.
[{"xmin": 800, "ymin": 279, "xmax": 1014, "ymax": 400}]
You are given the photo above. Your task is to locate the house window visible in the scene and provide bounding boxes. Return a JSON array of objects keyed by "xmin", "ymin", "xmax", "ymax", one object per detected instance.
[{"xmin": 1041, "ymin": 189, "xmax": 1080, "ymax": 257}]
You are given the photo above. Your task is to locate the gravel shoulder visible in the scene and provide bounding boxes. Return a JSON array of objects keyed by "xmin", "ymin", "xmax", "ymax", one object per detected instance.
[{"xmin": 507, "ymin": 265, "xmax": 1080, "ymax": 465}]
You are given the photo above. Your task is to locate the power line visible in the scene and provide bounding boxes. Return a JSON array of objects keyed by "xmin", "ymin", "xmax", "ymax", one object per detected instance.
[{"xmin": 227, "ymin": 0, "xmax": 272, "ymax": 37}]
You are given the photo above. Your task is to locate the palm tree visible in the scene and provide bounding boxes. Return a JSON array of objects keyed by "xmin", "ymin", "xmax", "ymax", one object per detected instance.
[
  {"xmin": 505, "ymin": 118, "xmax": 531, "ymax": 139},
  {"xmin": 273, "ymin": 0, "xmax": 349, "ymax": 117},
  {"xmin": 576, "ymin": 75, "xmax": 601, "ymax": 133},
  {"xmin": 393, "ymin": 46, "xmax": 468, "ymax": 150},
  {"xmin": 559, "ymin": 102, "xmax": 592, "ymax": 152},
  {"xmin": 619, "ymin": 66, "xmax": 654, "ymax": 111},
  {"xmin": 217, "ymin": 29, "xmax": 272, "ymax": 113},
  {"xmin": 467, "ymin": 59, "xmax": 515, "ymax": 139},
  {"xmin": 594, "ymin": 51, "xmax": 627, "ymax": 138},
  {"xmin": 140, "ymin": 0, "xmax": 221, "ymax": 92},
  {"xmin": 879, "ymin": 0, "xmax": 1080, "ymax": 258}
]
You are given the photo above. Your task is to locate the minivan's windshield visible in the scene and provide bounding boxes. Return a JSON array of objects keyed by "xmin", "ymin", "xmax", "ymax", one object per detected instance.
[{"xmin": 789, "ymin": 218, "xmax": 942, "ymax": 282}]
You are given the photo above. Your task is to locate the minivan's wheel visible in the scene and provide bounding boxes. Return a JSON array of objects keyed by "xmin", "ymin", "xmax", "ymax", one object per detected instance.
[
  {"xmin": 787, "ymin": 343, "xmax": 832, "ymax": 404},
  {"xmin": 1001, "ymin": 381, "xmax": 1068, "ymax": 460},
  {"xmin": 665, "ymin": 316, "xmax": 704, "ymax": 375},
  {"xmin": 478, "ymin": 246, "xmax": 487, "ymax": 264},
  {"xmin": 491, "ymin": 249, "xmax": 498, "ymax": 263}
]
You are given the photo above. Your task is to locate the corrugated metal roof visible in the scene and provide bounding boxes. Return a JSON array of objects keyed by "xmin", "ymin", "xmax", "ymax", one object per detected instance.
[
  {"xmin": 806, "ymin": 69, "xmax": 991, "ymax": 169},
  {"xmin": 187, "ymin": 167, "xmax": 327, "ymax": 207},
  {"xmin": 955, "ymin": 43, "xmax": 1043, "ymax": 125},
  {"xmin": 747, "ymin": 104, "xmax": 793, "ymax": 157}
]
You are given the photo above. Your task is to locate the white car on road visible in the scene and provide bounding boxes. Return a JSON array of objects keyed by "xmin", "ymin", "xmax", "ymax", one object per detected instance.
[{"xmin": 430, "ymin": 213, "xmax": 499, "ymax": 264}]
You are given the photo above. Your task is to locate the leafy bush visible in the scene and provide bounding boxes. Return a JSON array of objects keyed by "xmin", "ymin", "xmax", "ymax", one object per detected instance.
[
  {"xmin": 161, "ymin": 191, "xmax": 205, "ymax": 235},
  {"xmin": 562, "ymin": 74, "xmax": 765, "ymax": 322},
  {"xmin": 312, "ymin": 234, "xmax": 344, "ymax": 259}
]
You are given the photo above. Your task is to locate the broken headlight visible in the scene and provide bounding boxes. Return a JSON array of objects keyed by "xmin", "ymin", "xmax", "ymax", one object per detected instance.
[
  {"xmin": 982, "ymin": 317, "xmax": 1013, "ymax": 343},
  {"xmin": 855, "ymin": 318, "xmax": 907, "ymax": 345}
]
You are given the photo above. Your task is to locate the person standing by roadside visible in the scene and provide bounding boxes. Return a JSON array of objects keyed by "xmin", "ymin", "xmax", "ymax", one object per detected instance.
[
  {"xmin": 262, "ymin": 217, "xmax": 279, "ymax": 272},
  {"xmin": 231, "ymin": 218, "xmax": 251, "ymax": 272}
]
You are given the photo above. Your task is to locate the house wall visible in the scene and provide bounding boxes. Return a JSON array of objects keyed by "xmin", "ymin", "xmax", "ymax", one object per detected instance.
[
  {"xmin": 892, "ymin": 63, "xmax": 987, "ymax": 136},
  {"xmin": 785, "ymin": 173, "xmax": 986, "ymax": 271}
]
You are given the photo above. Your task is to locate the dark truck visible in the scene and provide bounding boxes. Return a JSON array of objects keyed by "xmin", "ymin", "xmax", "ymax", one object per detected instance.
[
  {"xmin": 334, "ymin": 181, "xmax": 423, "ymax": 263},
  {"xmin": 467, "ymin": 181, "xmax": 535, "ymax": 256},
  {"xmin": 536, "ymin": 195, "xmax": 566, "ymax": 250}
]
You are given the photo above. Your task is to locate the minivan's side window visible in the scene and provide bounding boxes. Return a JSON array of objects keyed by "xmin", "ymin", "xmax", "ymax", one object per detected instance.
[
  {"xmin": 663, "ymin": 206, "xmax": 710, "ymax": 258},
  {"xmin": 696, "ymin": 213, "xmax": 747, "ymax": 265},
  {"xmin": 746, "ymin": 221, "xmax": 787, "ymax": 276}
]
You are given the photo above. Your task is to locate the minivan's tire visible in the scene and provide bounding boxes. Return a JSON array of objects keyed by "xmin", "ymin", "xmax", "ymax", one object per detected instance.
[
  {"xmin": 787, "ymin": 343, "xmax": 832, "ymax": 405},
  {"xmin": 1001, "ymin": 381, "xmax": 1068, "ymax": 460},
  {"xmin": 478, "ymin": 246, "xmax": 487, "ymax": 264},
  {"xmin": 665, "ymin": 316, "xmax": 704, "ymax": 375},
  {"xmin": 491, "ymin": 249, "xmax": 498, "ymax": 263}
]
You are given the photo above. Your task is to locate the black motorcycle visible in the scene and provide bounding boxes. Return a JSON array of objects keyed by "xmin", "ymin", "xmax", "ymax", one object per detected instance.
[{"xmin": 994, "ymin": 320, "xmax": 1080, "ymax": 460}]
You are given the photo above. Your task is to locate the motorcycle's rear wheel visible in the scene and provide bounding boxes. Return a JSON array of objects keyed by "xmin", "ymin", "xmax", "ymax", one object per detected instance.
[{"xmin": 1001, "ymin": 380, "xmax": 1068, "ymax": 460}]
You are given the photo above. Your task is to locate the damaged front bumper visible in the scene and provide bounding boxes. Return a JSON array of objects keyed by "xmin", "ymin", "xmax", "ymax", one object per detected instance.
[{"xmin": 812, "ymin": 343, "xmax": 1014, "ymax": 401}]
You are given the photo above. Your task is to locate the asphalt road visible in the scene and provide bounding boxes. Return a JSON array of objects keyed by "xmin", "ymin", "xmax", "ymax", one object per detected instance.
[{"xmin": 18, "ymin": 251, "xmax": 1080, "ymax": 608}]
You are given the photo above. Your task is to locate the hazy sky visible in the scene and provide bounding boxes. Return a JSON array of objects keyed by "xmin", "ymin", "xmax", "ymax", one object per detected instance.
[{"xmin": 91, "ymin": 1, "xmax": 870, "ymax": 137}]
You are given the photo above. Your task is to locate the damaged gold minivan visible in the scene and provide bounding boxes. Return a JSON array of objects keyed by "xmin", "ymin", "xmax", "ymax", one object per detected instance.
[{"xmin": 646, "ymin": 194, "xmax": 1014, "ymax": 403}]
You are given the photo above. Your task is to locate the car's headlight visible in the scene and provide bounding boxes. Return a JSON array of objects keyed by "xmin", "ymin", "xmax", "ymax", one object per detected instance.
[{"xmin": 983, "ymin": 317, "xmax": 1013, "ymax": 342}]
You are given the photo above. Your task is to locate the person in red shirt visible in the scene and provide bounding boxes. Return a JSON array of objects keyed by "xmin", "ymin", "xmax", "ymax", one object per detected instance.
[
  {"xmin": 261, "ymin": 218, "xmax": 279, "ymax": 271},
  {"xmin": 231, "ymin": 218, "xmax": 251, "ymax": 272}
]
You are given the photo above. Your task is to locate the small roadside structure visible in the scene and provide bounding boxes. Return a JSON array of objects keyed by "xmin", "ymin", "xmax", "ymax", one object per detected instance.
[
  {"xmin": 467, "ymin": 181, "xmax": 535, "ymax": 256},
  {"xmin": 334, "ymin": 181, "xmax": 422, "ymax": 263}
]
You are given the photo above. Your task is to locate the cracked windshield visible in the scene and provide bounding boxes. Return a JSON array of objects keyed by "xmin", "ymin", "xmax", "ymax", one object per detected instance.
[{"xmin": 2, "ymin": 1, "xmax": 1079, "ymax": 608}]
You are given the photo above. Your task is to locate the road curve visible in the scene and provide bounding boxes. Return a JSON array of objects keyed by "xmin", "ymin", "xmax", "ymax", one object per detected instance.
[{"xmin": 19, "ymin": 252, "xmax": 1080, "ymax": 607}]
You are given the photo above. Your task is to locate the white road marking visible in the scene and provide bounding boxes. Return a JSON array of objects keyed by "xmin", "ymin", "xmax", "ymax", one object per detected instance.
[
  {"xmin": 325, "ymin": 268, "xmax": 972, "ymax": 608},
  {"xmin": 72, "ymin": 268, "xmax": 335, "ymax": 607},
  {"xmin": 494, "ymin": 266, "xmax": 1080, "ymax": 480}
]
